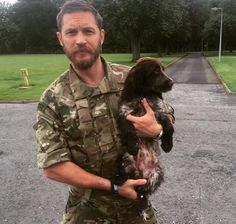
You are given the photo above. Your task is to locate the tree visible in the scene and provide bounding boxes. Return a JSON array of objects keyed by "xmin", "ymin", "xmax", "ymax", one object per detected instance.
[
  {"xmin": 178, "ymin": 0, "xmax": 210, "ymax": 51},
  {"xmin": 10, "ymin": 0, "xmax": 58, "ymax": 53},
  {"xmin": 0, "ymin": 0, "xmax": 235, "ymax": 55},
  {"xmin": 0, "ymin": 2, "xmax": 19, "ymax": 53},
  {"xmin": 93, "ymin": 0, "xmax": 158, "ymax": 62},
  {"xmin": 153, "ymin": 0, "xmax": 192, "ymax": 54},
  {"xmin": 221, "ymin": 0, "xmax": 236, "ymax": 52},
  {"xmin": 51, "ymin": 0, "xmax": 66, "ymax": 8},
  {"xmin": 203, "ymin": 0, "xmax": 236, "ymax": 52},
  {"xmin": 203, "ymin": 12, "xmax": 221, "ymax": 50}
]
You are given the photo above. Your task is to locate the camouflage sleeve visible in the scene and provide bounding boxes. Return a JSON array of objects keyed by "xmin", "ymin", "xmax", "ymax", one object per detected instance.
[
  {"xmin": 34, "ymin": 101, "xmax": 72, "ymax": 169},
  {"xmin": 155, "ymin": 99, "xmax": 175, "ymax": 124},
  {"xmin": 162, "ymin": 100, "xmax": 175, "ymax": 124}
]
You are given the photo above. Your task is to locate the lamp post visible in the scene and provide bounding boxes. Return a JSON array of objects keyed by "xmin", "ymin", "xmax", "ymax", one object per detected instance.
[{"xmin": 212, "ymin": 7, "xmax": 223, "ymax": 62}]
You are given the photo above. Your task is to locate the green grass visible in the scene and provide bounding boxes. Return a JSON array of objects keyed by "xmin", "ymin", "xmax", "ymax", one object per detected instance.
[
  {"xmin": 103, "ymin": 53, "xmax": 180, "ymax": 66},
  {"xmin": 203, "ymin": 51, "xmax": 236, "ymax": 57},
  {"xmin": 0, "ymin": 54, "xmax": 69, "ymax": 100},
  {"xmin": 207, "ymin": 55, "xmax": 236, "ymax": 92},
  {"xmin": 0, "ymin": 53, "xmax": 179, "ymax": 101}
]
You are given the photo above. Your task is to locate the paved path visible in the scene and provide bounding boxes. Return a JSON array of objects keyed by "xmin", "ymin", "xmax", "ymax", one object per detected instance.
[
  {"xmin": 154, "ymin": 53, "xmax": 236, "ymax": 224},
  {"xmin": 0, "ymin": 53, "xmax": 236, "ymax": 224},
  {"xmin": 169, "ymin": 53, "xmax": 220, "ymax": 84}
]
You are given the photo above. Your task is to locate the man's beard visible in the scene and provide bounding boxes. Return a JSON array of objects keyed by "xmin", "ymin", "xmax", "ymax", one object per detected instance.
[{"xmin": 64, "ymin": 43, "xmax": 102, "ymax": 70}]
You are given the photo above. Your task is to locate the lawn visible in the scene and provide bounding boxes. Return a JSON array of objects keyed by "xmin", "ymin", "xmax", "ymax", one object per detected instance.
[
  {"xmin": 0, "ymin": 53, "xmax": 179, "ymax": 101},
  {"xmin": 207, "ymin": 55, "xmax": 236, "ymax": 92}
]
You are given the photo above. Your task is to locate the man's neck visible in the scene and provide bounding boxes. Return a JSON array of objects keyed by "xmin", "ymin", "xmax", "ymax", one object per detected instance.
[{"xmin": 72, "ymin": 57, "xmax": 105, "ymax": 86}]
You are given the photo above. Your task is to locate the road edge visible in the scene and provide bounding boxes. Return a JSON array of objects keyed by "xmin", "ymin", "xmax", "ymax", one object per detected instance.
[
  {"xmin": 205, "ymin": 57, "xmax": 236, "ymax": 95},
  {"xmin": 0, "ymin": 100, "xmax": 38, "ymax": 104},
  {"xmin": 165, "ymin": 54, "xmax": 187, "ymax": 68}
]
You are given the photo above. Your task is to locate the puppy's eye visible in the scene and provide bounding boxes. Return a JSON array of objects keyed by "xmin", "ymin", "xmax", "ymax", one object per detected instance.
[{"xmin": 154, "ymin": 68, "xmax": 161, "ymax": 73}]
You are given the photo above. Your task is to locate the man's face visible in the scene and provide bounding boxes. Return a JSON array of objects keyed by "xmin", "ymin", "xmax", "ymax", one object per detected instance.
[{"xmin": 57, "ymin": 11, "xmax": 105, "ymax": 70}]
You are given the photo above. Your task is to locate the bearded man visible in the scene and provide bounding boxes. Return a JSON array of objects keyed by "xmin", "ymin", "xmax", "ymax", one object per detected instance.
[{"xmin": 34, "ymin": 0, "xmax": 165, "ymax": 223}]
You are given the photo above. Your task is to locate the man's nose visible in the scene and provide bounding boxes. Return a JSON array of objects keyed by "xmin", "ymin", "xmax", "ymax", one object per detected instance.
[{"xmin": 76, "ymin": 32, "xmax": 86, "ymax": 45}]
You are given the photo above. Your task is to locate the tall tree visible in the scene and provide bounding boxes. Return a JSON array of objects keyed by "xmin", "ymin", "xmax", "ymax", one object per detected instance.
[
  {"xmin": 0, "ymin": 2, "xmax": 19, "ymax": 53},
  {"xmin": 0, "ymin": 0, "xmax": 235, "ymax": 54},
  {"xmin": 10, "ymin": 0, "xmax": 58, "ymax": 53},
  {"xmin": 204, "ymin": 0, "xmax": 236, "ymax": 52},
  {"xmin": 93, "ymin": 0, "xmax": 158, "ymax": 62},
  {"xmin": 221, "ymin": 0, "xmax": 236, "ymax": 52},
  {"xmin": 184, "ymin": 0, "xmax": 210, "ymax": 51},
  {"xmin": 154, "ymin": 0, "xmax": 192, "ymax": 54}
]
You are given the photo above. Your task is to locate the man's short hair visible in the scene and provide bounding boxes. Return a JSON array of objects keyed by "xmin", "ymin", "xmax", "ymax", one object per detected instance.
[{"xmin": 57, "ymin": 0, "xmax": 103, "ymax": 31}]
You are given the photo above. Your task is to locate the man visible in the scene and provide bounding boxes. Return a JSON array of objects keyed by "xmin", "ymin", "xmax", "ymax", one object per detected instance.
[{"xmin": 34, "ymin": 0, "xmax": 170, "ymax": 223}]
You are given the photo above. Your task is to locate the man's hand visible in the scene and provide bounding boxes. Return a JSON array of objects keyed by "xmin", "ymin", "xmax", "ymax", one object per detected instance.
[
  {"xmin": 44, "ymin": 161, "xmax": 147, "ymax": 201},
  {"xmin": 126, "ymin": 98, "xmax": 162, "ymax": 137},
  {"xmin": 118, "ymin": 179, "xmax": 147, "ymax": 200}
]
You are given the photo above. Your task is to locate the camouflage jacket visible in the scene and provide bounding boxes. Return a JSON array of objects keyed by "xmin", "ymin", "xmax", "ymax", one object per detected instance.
[
  {"xmin": 34, "ymin": 58, "xmax": 130, "ymax": 176},
  {"xmin": 34, "ymin": 58, "xmax": 175, "ymax": 218}
]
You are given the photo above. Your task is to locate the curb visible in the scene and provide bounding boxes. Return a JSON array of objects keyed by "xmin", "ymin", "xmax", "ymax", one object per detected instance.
[
  {"xmin": 165, "ymin": 54, "xmax": 187, "ymax": 68},
  {"xmin": 0, "ymin": 100, "xmax": 38, "ymax": 104},
  {"xmin": 205, "ymin": 57, "xmax": 236, "ymax": 95}
]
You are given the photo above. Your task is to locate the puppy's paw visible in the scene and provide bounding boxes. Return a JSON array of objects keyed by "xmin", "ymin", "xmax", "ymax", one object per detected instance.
[{"xmin": 161, "ymin": 140, "xmax": 173, "ymax": 152}]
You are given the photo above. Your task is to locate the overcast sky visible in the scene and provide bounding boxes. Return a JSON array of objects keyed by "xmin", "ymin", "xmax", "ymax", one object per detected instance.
[{"xmin": 0, "ymin": 0, "xmax": 18, "ymax": 4}]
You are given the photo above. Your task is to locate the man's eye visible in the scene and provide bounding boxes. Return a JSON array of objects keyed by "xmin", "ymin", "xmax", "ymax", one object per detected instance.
[
  {"xmin": 66, "ymin": 30, "xmax": 77, "ymax": 35},
  {"xmin": 84, "ymin": 29, "xmax": 94, "ymax": 35}
]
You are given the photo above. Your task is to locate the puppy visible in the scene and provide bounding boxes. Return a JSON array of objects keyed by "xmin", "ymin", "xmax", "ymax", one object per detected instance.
[{"xmin": 117, "ymin": 57, "xmax": 175, "ymax": 218}]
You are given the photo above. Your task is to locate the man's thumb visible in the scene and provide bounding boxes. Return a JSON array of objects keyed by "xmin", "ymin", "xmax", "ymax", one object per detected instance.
[
  {"xmin": 126, "ymin": 114, "xmax": 138, "ymax": 123},
  {"xmin": 142, "ymin": 98, "xmax": 153, "ymax": 113}
]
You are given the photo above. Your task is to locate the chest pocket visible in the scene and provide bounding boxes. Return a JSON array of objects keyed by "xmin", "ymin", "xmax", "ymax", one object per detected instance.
[
  {"xmin": 75, "ymin": 95, "xmax": 115, "ymax": 149},
  {"xmin": 90, "ymin": 95, "xmax": 117, "ymax": 149},
  {"xmin": 68, "ymin": 93, "xmax": 122, "ymax": 177}
]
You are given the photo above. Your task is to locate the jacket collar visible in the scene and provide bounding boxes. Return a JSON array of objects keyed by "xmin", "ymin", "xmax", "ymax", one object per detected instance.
[{"xmin": 69, "ymin": 57, "xmax": 121, "ymax": 100}]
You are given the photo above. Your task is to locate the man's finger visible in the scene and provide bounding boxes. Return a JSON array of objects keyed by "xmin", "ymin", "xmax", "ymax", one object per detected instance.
[
  {"xmin": 132, "ymin": 179, "xmax": 147, "ymax": 186},
  {"xmin": 142, "ymin": 98, "xmax": 153, "ymax": 113},
  {"xmin": 126, "ymin": 114, "xmax": 140, "ymax": 123}
]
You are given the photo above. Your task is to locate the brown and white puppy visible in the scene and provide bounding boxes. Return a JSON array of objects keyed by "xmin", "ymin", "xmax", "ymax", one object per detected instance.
[{"xmin": 117, "ymin": 57, "xmax": 174, "ymax": 217}]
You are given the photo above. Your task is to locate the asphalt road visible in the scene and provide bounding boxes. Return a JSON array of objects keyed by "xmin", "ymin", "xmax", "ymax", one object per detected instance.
[
  {"xmin": 168, "ymin": 53, "xmax": 220, "ymax": 84},
  {"xmin": 0, "ymin": 53, "xmax": 236, "ymax": 224}
]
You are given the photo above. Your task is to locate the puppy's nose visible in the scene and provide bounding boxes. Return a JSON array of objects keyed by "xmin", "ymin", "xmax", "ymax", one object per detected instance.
[{"xmin": 168, "ymin": 79, "xmax": 174, "ymax": 87}]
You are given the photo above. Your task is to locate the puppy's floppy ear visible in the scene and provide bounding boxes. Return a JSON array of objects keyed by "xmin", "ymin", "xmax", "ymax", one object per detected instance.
[
  {"xmin": 120, "ymin": 67, "xmax": 136, "ymax": 101},
  {"xmin": 124, "ymin": 66, "xmax": 136, "ymax": 88},
  {"xmin": 132, "ymin": 65, "xmax": 146, "ymax": 92}
]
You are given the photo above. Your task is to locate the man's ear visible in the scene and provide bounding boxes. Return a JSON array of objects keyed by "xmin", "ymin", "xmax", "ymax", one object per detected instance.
[
  {"xmin": 56, "ymin": 32, "xmax": 63, "ymax": 47},
  {"xmin": 100, "ymin": 29, "xmax": 105, "ymax": 45}
]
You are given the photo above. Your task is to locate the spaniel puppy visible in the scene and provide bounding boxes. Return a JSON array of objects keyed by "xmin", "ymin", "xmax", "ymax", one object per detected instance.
[{"xmin": 117, "ymin": 57, "xmax": 174, "ymax": 218}]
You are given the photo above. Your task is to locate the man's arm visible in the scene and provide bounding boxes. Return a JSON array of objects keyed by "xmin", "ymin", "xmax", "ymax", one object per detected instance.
[
  {"xmin": 43, "ymin": 161, "xmax": 146, "ymax": 200},
  {"xmin": 35, "ymin": 100, "xmax": 146, "ymax": 200}
]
